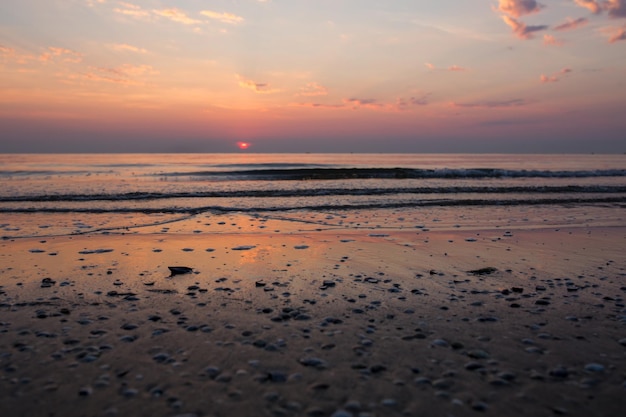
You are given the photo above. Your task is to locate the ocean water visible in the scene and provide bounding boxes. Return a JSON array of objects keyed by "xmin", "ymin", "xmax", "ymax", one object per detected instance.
[{"xmin": 1, "ymin": 153, "xmax": 625, "ymax": 237}]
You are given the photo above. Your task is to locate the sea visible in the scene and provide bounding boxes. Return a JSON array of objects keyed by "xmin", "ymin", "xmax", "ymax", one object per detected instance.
[{"xmin": 1, "ymin": 153, "xmax": 625, "ymax": 237}]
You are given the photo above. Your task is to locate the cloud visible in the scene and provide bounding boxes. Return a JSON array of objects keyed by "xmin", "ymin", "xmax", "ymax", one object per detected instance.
[
  {"xmin": 294, "ymin": 102, "xmax": 345, "ymax": 109},
  {"xmin": 113, "ymin": 2, "xmax": 150, "ymax": 19},
  {"xmin": 451, "ymin": 98, "xmax": 528, "ymax": 108},
  {"xmin": 236, "ymin": 75, "xmax": 280, "ymax": 93},
  {"xmin": 605, "ymin": 0, "xmax": 626, "ymax": 18},
  {"xmin": 540, "ymin": 68, "xmax": 572, "ymax": 83},
  {"xmin": 396, "ymin": 93, "xmax": 431, "ymax": 110},
  {"xmin": 574, "ymin": 0, "xmax": 603, "ymax": 14},
  {"xmin": 425, "ymin": 63, "xmax": 469, "ymax": 71},
  {"xmin": 200, "ymin": 10, "xmax": 244, "ymax": 24},
  {"xmin": 448, "ymin": 65, "xmax": 468, "ymax": 72},
  {"xmin": 496, "ymin": 0, "xmax": 544, "ymax": 18},
  {"xmin": 295, "ymin": 94, "xmax": 432, "ymax": 112},
  {"xmin": 553, "ymin": 17, "xmax": 589, "ymax": 31},
  {"xmin": 543, "ymin": 34, "xmax": 564, "ymax": 45},
  {"xmin": 108, "ymin": 43, "xmax": 148, "ymax": 54},
  {"xmin": 606, "ymin": 25, "xmax": 626, "ymax": 42},
  {"xmin": 344, "ymin": 98, "xmax": 384, "ymax": 110},
  {"xmin": 39, "ymin": 47, "xmax": 83, "ymax": 63},
  {"xmin": 80, "ymin": 64, "xmax": 157, "ymax": 85},
  {"xmin": 297, "ymin": 82, "xmax": 328, "ymax": 97},
  {"xmin": 574, "ymin": 0, "xmax": 626, "ymax": 17},
  {"xmin": 502, "ymin": 15, "xmax": 548, "ymax": 38},
  {"xmin": 0, "ymin": 44, "xmax": 15, "ymax": 56},
  {"xmin": 153, "ymin": 8, "xmax": 202, "ymax": 25}
]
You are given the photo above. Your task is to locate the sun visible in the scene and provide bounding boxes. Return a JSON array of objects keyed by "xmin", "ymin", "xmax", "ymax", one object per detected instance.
[{"xmin": 237, "ymin": 141, "xmax": 251, "ymax": 150}]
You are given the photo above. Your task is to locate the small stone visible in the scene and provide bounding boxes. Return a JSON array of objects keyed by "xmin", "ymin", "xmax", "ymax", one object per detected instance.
[
  {"xmin": 432, "ymin": 378, "xmax": 454, "ymax": 390},
  {"xmin": 152, "ymin": 353, "xmax": 171, "ymax": 364},
  {"xmin": 584, "ymin": 363, "xmax": 605, "ymax": 373},
  {"xmin": 78, "ymin": 386, "xmax": 93, "ymax": 396},
  {"xmin": 431, "ymin": 339, "xmax": 449, "ymax": 348},
  {"xmin": 41, "ymin": 278, "xmax": 56, "ymax": 288},
  {"xmin": 204, "ymin": 366, "xmax": 221, "ymax": 379},
  {"xmin": 472, "ymin": 401, "xmax": 489, "ymax": 412},
  {"xmin": 267, "ymin": 371, "xmax": 288, "ymax": 383},
  {"xmin": 464, "ymin": 361, "xmax": 484, "ymax": 371},
  {"xmin": 298, "ymin": 357, "xmax": 328, "ymax": 369},
  {"xmin": 467, "ymin": 349, "xmax": 490, "ymax": 359},
  {"xmin": 414, "ymin": 377, "xmax": 431, "ymax": 385},
  {"xmin": 381, "ymin": 398, "xmax": 397, "ymax": 407},
  {"xmin": 330, "ymin": 410, "xmax": 353, "ymax": 417},
  {"xmin": 122, "ymin": 388, "xmax": 138, "ymax": 397},
  {"xmin": 549, "ymin": 366, "xmax": 569, "ymax": 378}
]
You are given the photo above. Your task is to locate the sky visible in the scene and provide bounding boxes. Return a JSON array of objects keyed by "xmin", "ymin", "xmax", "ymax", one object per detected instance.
[{"xmin": 0, "ymin": 0, "xmax": 625, "ymax": 153}]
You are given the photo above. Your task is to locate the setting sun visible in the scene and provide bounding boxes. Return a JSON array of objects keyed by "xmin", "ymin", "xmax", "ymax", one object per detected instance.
[{"xmin": 237, "ymin": 141, "xmax": 251, "ymax": 150}]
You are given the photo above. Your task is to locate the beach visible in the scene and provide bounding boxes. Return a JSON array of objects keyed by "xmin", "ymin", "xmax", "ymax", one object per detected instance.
[{"xmin": 1, "ymin": 206, "xmax": 625, "ymax": 417}]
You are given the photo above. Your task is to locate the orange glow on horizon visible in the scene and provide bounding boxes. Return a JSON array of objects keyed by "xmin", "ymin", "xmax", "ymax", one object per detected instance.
[{"xmin": 237, "ymin": 141, "xmax": 251, "ymax": 150}]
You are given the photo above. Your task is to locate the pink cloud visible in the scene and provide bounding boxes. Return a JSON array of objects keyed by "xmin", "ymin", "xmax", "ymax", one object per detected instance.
[
  {"xmin": 607, "ymin": 25, "xmax": 626, "ymax": 42},
  {"xmin": 448, "ymin": 65, "xmax": 468, "ymax": 72},
  {"xmin": 293, "ymin": 102, "xmax": 345, "ymax": 109},
  {"xmin": 80, "ymin": 64, "xmax": 157, "ymax": 85},
  {"xmin": 502, "ymin": 15, "xmax": 548, "ymax": 39},
  {"xmin": 574, "ymin": 0, "xmax": 603, "ymax": 14},
  {"xmin": 605, "ymin": 0, "xmax": 626, "ymax": 18},
  {"xmin": 200, "ymin": 10, "xmax": 244, "ymax": 24},
  {"xmin": 540, "ymin": 68, "xmax": 572, "ymax": 83},
  {"xmin": 543, "ymin": 34, "xmax": 564, "ymax": 46},
  {"xmin": 451, "ymin": 98, "xmax": 528, "ymax": 108},
  {"xmin": 297, "ymin": 82, "xmax": 328, "ymax": 97},
  {"xmin": 553, "ymin": 17, "xmax": 589, "ymax": 31},
  {"xmin": 425, "ymin": 63, "xmax": 469, "ymax": 72},
  {"xmin": 344, "ymin": 98, "xmax": 384, "ymax": 110},
  {"xmin": 0, "ymin": 44, "xmax": 15, "ymax": 55},
  {"xmin": 497, "ymin": 0, "xmax": 544, "ymax": 18},
  {"xmin": 109, "ymin": 43, "xmax": 148, "ymax": 54},
  {"xmin": 153, "ymin": 8, "xmax": 202, "ymax": 25},
  {"xmin": 113, "ymin": 2, "xmax": 151, "ymax": 19},
  {"xmin": 236, "ymin": 75, "xmax": 280, "ymax": 94},
  {"xmin": 39, "ymin": 47, "xmax": 83, "ymax": 63},
  {"xmin": 575, "ymin": 0, "xmax": 626, "ymax": 17},
  {"xmin": 396, "ymin": 93, "xmax": 431, "ymax": 110},
  {"xmin": 295, "ymin": 94, "xmax": 432, "ymax": 112}
]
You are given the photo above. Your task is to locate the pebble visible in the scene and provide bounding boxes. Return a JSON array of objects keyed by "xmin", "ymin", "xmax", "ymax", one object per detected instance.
[
  {"xmin": 467, "ymin": 349, "xmax": 490, "ymax": 359},
  {"xmin": 549, "ymin": 366, "xmax": 569, "ymax": 378},
  {"xmin": 330, "ymin": 410, "xmax": 353, "ymax": 417},
  {"xmin": 431, "ymin": 339, "xmax": 449, "ymax": 348},
  {"xmin": 298, "ymin": 357, "xmax": 328, "ymax": 369},
  {"xmin": 584, "ymin": 363, "xmax": 605, "ymax": 373},
  {"xmin": 472, "ymin": 401, "xmax": 489, "ymax": 412}
]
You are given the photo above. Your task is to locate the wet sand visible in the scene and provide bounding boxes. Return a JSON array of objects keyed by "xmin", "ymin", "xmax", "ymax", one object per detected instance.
[{"xmin": 1, "ymin": 210, "xmax": 625, "ymax": 417}]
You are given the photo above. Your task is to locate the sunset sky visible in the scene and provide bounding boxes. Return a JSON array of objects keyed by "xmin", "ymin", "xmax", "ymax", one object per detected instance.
[{"xmin": 1, "ymin": 0, "xmax": 625, "ymax": 153}]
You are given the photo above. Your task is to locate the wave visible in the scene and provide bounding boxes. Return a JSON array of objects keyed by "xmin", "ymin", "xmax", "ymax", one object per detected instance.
[
  {"xmin": 161, "ymin": 167, "xmax": 626, "ymax": 181},
  {"xmin": 210, "ymin": 163, "xmax": 329, "ymax": 169},
  {"xmin": 1, "ymin": 197, "xmax": 624, "ymax": 215},
  {"xmin": 2, "ymin": 185, "xmax": 625, "ymax": 202},
  {"xmin": 0, "ymin": 170, "xmax": 97, "ymax": 177}
]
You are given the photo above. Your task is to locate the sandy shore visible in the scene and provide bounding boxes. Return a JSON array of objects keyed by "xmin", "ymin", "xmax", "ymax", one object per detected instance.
[{"xmin": 1, "ymin": 210, "xmax": 625, "ymax": 417}]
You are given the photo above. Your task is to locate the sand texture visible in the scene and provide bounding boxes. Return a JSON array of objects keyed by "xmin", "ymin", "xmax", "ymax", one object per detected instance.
[{"xmin": 1, "ymin": 211, "xmax": 625, "ymax": 417}]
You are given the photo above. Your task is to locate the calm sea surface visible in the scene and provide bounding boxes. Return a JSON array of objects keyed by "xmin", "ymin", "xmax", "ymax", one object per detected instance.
[{"xmin": 1, "ymin": 153, "xmax": 625, "ymax": 237}]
